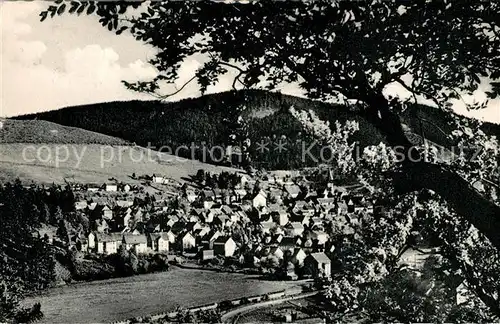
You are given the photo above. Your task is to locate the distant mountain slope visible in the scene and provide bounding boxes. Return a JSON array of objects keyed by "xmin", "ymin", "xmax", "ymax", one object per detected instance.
[
  {"xmin": 0, "ymin": 119, "xmax": 129, "ymax": 145},
  {"xmin": 14, "ymin": 90, "xmax": 500, "ymax": 169}
]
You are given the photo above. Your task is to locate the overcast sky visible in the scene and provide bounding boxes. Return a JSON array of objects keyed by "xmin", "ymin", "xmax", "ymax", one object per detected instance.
[{"xmin": 1, "ymin": 1, "xmax": 499, "ymax": 123}]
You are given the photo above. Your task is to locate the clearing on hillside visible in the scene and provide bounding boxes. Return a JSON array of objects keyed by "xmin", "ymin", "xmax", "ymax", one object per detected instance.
[{"xmin": 0, "ymin": 144, "xmax": 240, "ymax": 185}]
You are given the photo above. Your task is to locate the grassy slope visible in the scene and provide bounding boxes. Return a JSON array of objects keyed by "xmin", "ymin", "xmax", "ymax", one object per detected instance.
[
  {"xmin": 0, "ymin": 119, "xmax": 130, "ymax": 145},
  {"xmin": 0, "ymin": 144, "xmax": 239, "ymax": 185}
]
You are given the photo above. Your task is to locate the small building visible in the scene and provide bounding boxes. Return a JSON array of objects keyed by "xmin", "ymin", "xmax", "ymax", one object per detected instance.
[
  {"xmin": 269, "ymin": 246, "xmax": 284, "ymax": 260},
  {"xmin": 116, "ymin": 200, "xmax": 133, "ymax": 208},
  {"xmin": 101, "ymin": 205, "xmax": 113, "ymax": 220},
  {"xmin": 123, "ymin": 234, "xmax": 148, "ymax": 254},
  {"xmin": 149, "ymin": 233, "xmax": 170, "ymax": 252},
  {"xmin": 89, "ymin": 232, "xmax": 122, "ymax": 255},
  {"xmin": 180, "ymin": 232, "xmax": 196, "ymax": 251},
  {"xmin": 185, "ymin": 189, "xmax": 198, "ymax": 203},
  {"xmin": 398, "ymin": 247, "xmax": 438, "ymax": 270},
  {"xmin": 202, "ymin": 231, "xmax": 221, "ymax": 249},
  {"xmin": 290, "ymin": 248, "xmax": 307, "ymax": 266},
  {"xmin": 278, "ymin": 237, "xmax": 300, "ymax": 252},
  {"xmin": 105, "ymin": 184, "xmax": 118, "ymax": 192},
  {"xmin": 201, "ymin": 249, "xmax": 215, "ymax": 261},
  {"xmin": 165, "ymin": 230, "xmax": 176, "ymax": 244},
  {"xmin": 304, "ymin": 252, "xmax": 332, "ymax": 277},
  {"xmin": 284, "ymin": 185, "xmax": 301, "ymax": 199},
  {"xmin": 234, "ymin": 189, "xmax": 247, "ymax": 201},
  {"xmin": 252, "ymin": 190, "xmax": 267, "ymax": 208},
  {"xmin": 153, "ymin": 175, "xmax": 168, "ymax": 184},
  {"xmin": 260, "ymin": 221, "xmax": 276, "ymax": 234},
  {"xmin": 202, "ymin": 189, "xmax": 215, "ymax": 201},
  {"xmin": 213, "ymin": 236, "xmax": 236, "ymax": 257},
  {"xmin": 272, "ymin": 210, "xmax": 289, "ymax": 226},
  {"xmin": 285, "ymin": 222, "xmax": 305, "ymax": 237},
  {"xmin": 74, "ymin": 200, "xmax": 88, "ymax": 211},
  {"xmin": 310, "ymin": 231, "xmax": 329, "ymax": 245}
]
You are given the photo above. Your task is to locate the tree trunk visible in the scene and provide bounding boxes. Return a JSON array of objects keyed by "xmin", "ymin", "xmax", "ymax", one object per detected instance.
[{"xmin": 365, "ymin": 93, "xmax": 500, "ymax": 250}]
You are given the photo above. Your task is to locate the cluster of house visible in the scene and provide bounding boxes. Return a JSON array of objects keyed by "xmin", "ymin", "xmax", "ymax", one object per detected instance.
[{"xmin": 69, "ymin": 170, "xmax": 380, "ymax": 279}]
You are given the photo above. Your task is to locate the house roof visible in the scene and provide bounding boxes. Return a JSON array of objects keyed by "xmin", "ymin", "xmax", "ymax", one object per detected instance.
[
  {"xmin": 309, "ymin": 252, "xmax": 331, "ymax": 264},
  {"xmin": 253, "ymin": 190, "xmax": 267, "ymax": 199},
  {"xmin": 221, "ymin": 205, "xmax": 233, "ymax": 215},
  {"xmin": 287, "ymin": 222, "xmax": 304, "ymax": 230},
  {"xmin": 171, "ymin": 222, "xmax": 186, "ymax": 234},
  {"xmin": 116, "ymin": 200, "xmax": 133, "ymax": 208},
  {"xmin": 279, "ymin": 237, "xmax": 298, "ymax": 248},
  {"xmin": 292, "ymin": 247, "xmax": 306, "ymax": 258},
  {"xmin": 270, "ymin": 246, "xmax": 283, "ymax": 255},
  {"xmin": 150, "ymin": 232, "xmax": 170, "ymax": 241},
  {"xmin": 217, "ymin": 214, "xmax": 230, "ymax": 222},
  {"xmin": 95, "ymin": 232, "xmax": 121, "ymax": 242},
  {"xmin": 202, "ymin": 190, "xmax": 215, "ymax": 197},
  {"xmin": 285, "ymin": 185, "xmax": 301, "ymax": 196},
  {"xmin": 317, "ymin": 198, "xmax": 336, "ymax": 205},
  {"xmin": 234, "ymin": 189, "xmax": 247, "ymax": 196},
  {"xmin": 260, "ymin": 222, "xmax": 275, "ymax": 229},
  {"xmin": 213, "ymin": 236, "xmax": 233, "ymax": 244},
  {"xmin": 182, "ymin": 232, "xmax": 195, "ymax": 240}
]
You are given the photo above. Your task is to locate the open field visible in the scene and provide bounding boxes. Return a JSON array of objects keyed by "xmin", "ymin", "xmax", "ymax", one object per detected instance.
[
  {"xmin": 23, "ymin": 267, "xmax": 299, "ymax": 323},
  {"xmin": 0, "ymin": 144, "xmax": 240, "ymax": 184}
]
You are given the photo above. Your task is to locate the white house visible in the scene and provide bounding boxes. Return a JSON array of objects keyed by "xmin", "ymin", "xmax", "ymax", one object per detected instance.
[
  {"xmin": 101, "ymin": 205, "xmax": 113, "ymax": 220},
  {"xmin": 213, "ymin": 237, "xmax": 236, "ymax": 257},
  {"xmin": 291, "ymin": 248, "xmax": 307, "ymax": 266},
  {"xmin": 285, "ymin": 222, "xmax": 304, "ymax": 237},
  {"xmin": 153, "ymin": 175, "xmax": 168, "ymax": 184},
  {"xmin": 252, "ymin": 190, "xmax": 267, "ymax": 208},
  {"xmin": 89, "ymin": 232, "xmax": 122, "ymax": 255},
  {"xmin": 311, "ymin": 231, "xmax": 329, "ymax": 245},
  {"xmin": 149, "ymin": 233, "xmax": 170, "ymax": 252},
  {"xmin": 304, "ymin": 252, "xmax": 332, "ymax": 277},
  {"xmin": 105, "ymin": 184, "xmax": 118, "ymax": 192},
  {"xmin": 123, "ymin": 234, "xmax": 148, "ymax": 254},
  {"xmin": 260, "ymin": 221, "xmax": 276, "ymax": 234},
  {"xmin": 165, "ymin": 230, "xmax": 176, "ymax": 244},
  {"xmin": 186, "ymin": 189, "xmax": 198, "ymax": 203},
  {"xmin": 269, "ymin": 246, "xmax": 284, "ymax": 260},
  {"xmin": 75, "ymin": 200, "xmax": 88, "ymax": 210},
  {"xmin": 398, "ymin": 247, "xmax": 438, "ymax": 270},
  {"xmin": 272, "ymin": 210, "xmax": 289, "ymax": 226},
  {"xmin": 181, "ymin": 232, "xmax": 196, "ymax": 251}
]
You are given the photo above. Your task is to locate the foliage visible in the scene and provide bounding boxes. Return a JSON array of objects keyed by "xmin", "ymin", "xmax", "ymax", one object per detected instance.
[
  {"xmin": 359, "ymin": 268, "xmax": 452, "ymax": 323},
  {"xmin": 37, "ymin": 1, "xmax": 500, "ymax": 321},
  {"xmin": 0, "ymin": 181, "xmax": 56, "ymax": 322}
]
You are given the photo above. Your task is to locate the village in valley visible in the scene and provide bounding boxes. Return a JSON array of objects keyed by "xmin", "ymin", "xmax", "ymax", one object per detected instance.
[{"xmin": 38, "ymin": 166, "xmax": 430, "ymax": 282}]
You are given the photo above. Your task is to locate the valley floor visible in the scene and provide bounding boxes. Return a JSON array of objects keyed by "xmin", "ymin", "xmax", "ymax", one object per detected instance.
[{"xmin": 23, "ymin": 267, "xmax": 299, "ymax": 323}]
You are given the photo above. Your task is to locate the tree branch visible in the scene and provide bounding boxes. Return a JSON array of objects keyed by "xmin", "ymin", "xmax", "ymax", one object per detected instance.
[
  {"xmin": 156, "ymin": 75, "xmax": 197, "ymax": 100},
  {"xmin": 394, "ymin": 77, "xmax": 419, "ymax": 104}
]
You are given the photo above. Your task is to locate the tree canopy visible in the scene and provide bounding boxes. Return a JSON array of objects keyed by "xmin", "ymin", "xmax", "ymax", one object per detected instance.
[{"xmin": 42, "ymin": 0, "xmax": 500, "ymax": 248}]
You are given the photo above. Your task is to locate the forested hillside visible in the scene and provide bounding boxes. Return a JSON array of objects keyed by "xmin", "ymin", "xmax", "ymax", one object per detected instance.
[{"xmin": 15, "ymin": 90, "xmax": 500, "ymax": 169}]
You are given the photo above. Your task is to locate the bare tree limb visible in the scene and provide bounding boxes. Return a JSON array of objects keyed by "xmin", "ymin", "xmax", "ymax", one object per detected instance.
[{"xmin": 156, "ymin": 75, "xmax": 197, "ymax": 100}]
